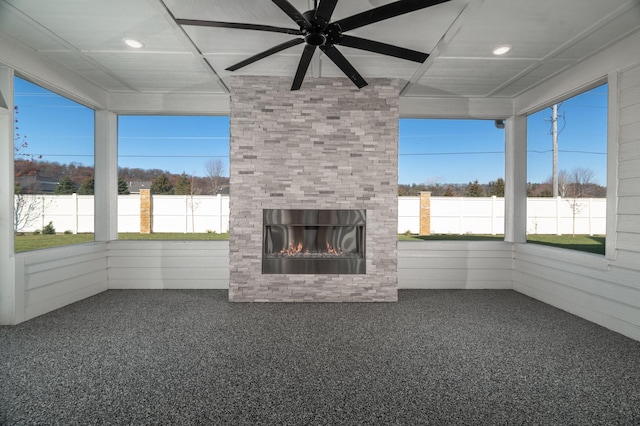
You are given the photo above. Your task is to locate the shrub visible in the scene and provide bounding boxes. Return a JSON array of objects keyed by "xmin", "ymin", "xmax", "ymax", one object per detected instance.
[
  {"xmin": 64, "ymin": 230, "xmax": 73, "ymax": 235},
  {"xmin": 32, "ymin": 230, "xmax": 41, "ymax": 235},
  {"xmin": 42, "ymin": 221, "xmax": 56, "ymax": 235}
]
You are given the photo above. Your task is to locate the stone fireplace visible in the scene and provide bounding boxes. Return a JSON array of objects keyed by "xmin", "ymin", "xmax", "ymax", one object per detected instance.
[
  {"xmin": 263, "ymin": 209, "xmax": 366, "ymax": 275},
  {"xmin": 229, "ymin": 76, "xmax": 398, "ymax": 302}
]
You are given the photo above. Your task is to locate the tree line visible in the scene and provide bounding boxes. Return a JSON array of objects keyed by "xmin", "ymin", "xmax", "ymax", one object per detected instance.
[
  {"xmin": 14, "ymin": 158, "xmax": 229, "ymax": 195},
  {"xmin": 399, "ymin": 167, "xmax": 605, "ymax": 198},
  {"xmin": 399, "ymin": 178, "xmax": 506, "ymax": 197},
  {"xmin": 15, "ymin": 157, "xmax": 603, "ymax": 199}
]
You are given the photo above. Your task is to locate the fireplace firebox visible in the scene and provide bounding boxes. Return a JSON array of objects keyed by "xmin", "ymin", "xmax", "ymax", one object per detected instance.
[{"xmin": 263, "ymin": 209, "xmax": 366, "ymax": 274}]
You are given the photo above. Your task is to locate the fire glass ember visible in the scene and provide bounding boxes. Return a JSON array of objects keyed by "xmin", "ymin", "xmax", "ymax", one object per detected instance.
[{"xmin": 263, "ymin": 209, "xmax": 366, "ymax": 274}]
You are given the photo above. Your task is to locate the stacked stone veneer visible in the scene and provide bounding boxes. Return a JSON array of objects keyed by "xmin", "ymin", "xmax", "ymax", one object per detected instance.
[
  {"xmin": 139, "ymin": 189, "xmax": 152, "ymax": 234},
  {"xmin": 229, "ymin": 77, "xmax": 398, "ymax": 302},
  {"xmin": 419, "ymin": 192, "xmax": 431, "ymax": 236}
]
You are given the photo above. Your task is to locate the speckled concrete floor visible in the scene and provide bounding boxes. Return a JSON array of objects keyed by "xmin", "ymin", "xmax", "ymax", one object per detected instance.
[{"xmin": 1, "ymin": 289, "xmax": 639, "ymax": 425}]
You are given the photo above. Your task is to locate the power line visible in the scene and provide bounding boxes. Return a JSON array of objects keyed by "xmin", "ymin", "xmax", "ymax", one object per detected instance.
[
  {"xmin": 528, "ymin": 149, "xmax": 605, "ymax": 155},
  {"xmin": 19, "ymin": 154, "xmax": 229, "ymax": 158},
  {"xmin": 400, "ymin": 151, "xmax": 503, "ymax": 156},
  {"xmin": 118, "ymin": 136, "xmax": 229, "ymax": 141}
]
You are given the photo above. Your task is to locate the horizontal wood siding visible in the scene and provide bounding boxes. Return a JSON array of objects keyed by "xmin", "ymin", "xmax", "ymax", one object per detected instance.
[
  {"xmin": 514, "ymin": 63, "xmax": 640, "ymax": 342},
  {"xmin": 17, "ymin": 243, "xmax": 108, "ymax": 321},
  {"xmin": 398, "ymin": 241, "xmax": 513, "ymax": 289},
  {"xmin": 514, "ymin": 244, "xmax": 640, "ymax": 341},
  {"xmin": 107, "ymin": 240, "xmax": 229, "ymax": 289},
  {"xmin": 109, "ymin": 241, "xmax": 513, "ymax": 290},
  {"xmin": 618, "ymin": 62, "xmax": 640, "ymax": 263}
]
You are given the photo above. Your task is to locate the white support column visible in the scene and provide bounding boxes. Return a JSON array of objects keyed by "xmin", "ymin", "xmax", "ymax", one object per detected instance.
[
  {"xmin": 605, "ymin": 71, "xmax": 619, "ymax": 260},
  {"xmin": 0, "ymin": 67, "xmax": 16, "ymax": 324},
  {"xmin": 94, "ymin": 110, "xmax": 118, "ymax": 241},
  {"xmin": 504, "ymin": 115, "xmax": 527, "ymax": 243}
]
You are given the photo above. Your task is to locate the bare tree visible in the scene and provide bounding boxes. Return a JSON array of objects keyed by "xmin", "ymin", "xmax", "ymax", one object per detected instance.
[
  {"xmin": 557, "ymin": 169, "xmax": 569, "ymax": 197},
  {"xmin": 543, "ymin": 170, "xmax": 570, "ymax": 197},
  {"xmin": 14, "ymin": 191, "xmax": 43, "ymax": 233},
  {"xmin": 568, "ymin": 167, "xmax": 596, "ymax": 199},
  {"xmin": 205, "ymin": 159, "xmax": 226, "ymax": 195},
  {"xmin": 14, "ymin": 105, "xmax": 45, "ymax": 232},
  {"xmin": 188, "ymin": 174, "xmax": 202, "ymax": 233},
  {"xmin": 566, "ymin": 167, "xmax": 596, "ymax": 236}
]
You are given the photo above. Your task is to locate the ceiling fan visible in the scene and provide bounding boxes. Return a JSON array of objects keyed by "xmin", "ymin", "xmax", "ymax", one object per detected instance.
[{"xmin": 176, "ymin": 0, "xmax": 450, "ymax": 90}]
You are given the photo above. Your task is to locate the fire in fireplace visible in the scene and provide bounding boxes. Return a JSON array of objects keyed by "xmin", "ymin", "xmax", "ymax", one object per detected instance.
[{"xmin": 263, "ymin": 209, "xmax": 365, "ymax": 274}]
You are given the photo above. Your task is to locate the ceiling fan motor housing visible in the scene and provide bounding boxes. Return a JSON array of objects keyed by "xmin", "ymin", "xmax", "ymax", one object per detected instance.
[
  {"xmin": 302, "ymin": 9, "xmax": 332, "ymax": 46},
  {"xmin": 304, "ymin": 31, "xmax": 327, "ymax": 46}
]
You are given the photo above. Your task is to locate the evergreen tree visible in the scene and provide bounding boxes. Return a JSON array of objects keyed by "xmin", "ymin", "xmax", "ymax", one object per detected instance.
[
  {"xmin": 78, "ymin": 176, "xmax": 130, "ymax": 195},
  {"xmin": 118, "ymin": 178, "xmax": 130, "ymax": 195},
  {"xmin": 174, "ymin": 172, "xmax": 191, "ymax": 195},
  {"xmin": 466, "ymin": 179, "xmax": 483, "ymax": 197},
  {"xmin": 78, "ymin": 176, "xmax": 94, "ymax": 195},
  {"xmin": 55, "ymin": 176, "xmax": 77, "ymax": 194},
  {"xmin": 444, "ymin": 186, "xmax": 455, "ymax": 197},
  {"xmin": 489, "ymin": 178, "xmax": 505, "ymax": 197},
  {"xmin": 151, "ymin": 173, "xmax": 173, "ymax": 194}
]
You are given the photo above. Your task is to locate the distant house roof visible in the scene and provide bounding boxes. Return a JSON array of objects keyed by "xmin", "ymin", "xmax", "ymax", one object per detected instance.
[
  {"xmin": 16, "ymin": 174, "xmax": 58, "ymax": 193},
  {"xmin": 128, "ymin": 181, "xmax": 152, "ymax": 194}
]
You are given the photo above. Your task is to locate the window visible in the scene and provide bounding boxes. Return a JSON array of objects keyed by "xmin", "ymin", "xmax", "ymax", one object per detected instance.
[
  {"xmin": 14, "ymin": 77, "xmax": 95, "ymax": 252},
  {"xmin": 526, "ymin": 84, "xmax": 607, "ymax": 254},
  {"xmin": 117, "ymin": 115, "xmax": 229, "ymax": 239},
  {"xmin": 398, "ymin": 119, "xmax": 506, "ymax": 239}
]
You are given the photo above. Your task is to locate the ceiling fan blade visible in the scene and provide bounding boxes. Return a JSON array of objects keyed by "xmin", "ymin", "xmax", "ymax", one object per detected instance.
[
  {"xmin": 314, "ymin": 0, "xmax": 339, "ymax": 27},
  {"xmin": 176, "ymin": 19, "xmax": 303, "ymax": 36},
  {"xmin": 333, "ymin": 0, "xmax": 451, "ymax": 32},
  {"xmin": 272, "ymin": 0, "xmax": 312, "ymax": 30},
  {"xmin": 226, "ymin": 38, "xmax": 304, "ymax": 72},
  {"xmin": 319, "ymin": 45, "xmax": 367, "ymax": 89},
  {"xmin": 291, "ymin": 44, "xmax": 317, "ymax": 90},
  {"xmin": 337, "ymin": 34, "xmax": 428, "ymax": 63}
]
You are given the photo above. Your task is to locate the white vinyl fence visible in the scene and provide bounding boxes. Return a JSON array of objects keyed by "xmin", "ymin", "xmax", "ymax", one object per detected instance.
[
  {"xmin": 14, "ymin": 193, "xmax": 229, "ymax": 234},
  {"xmin": 399, "ymin": 196, "xmax": 606, "ymax": 235},
  {"xmin": 14, "ymin": 194, "xmax": 606, "ymax": 235}
]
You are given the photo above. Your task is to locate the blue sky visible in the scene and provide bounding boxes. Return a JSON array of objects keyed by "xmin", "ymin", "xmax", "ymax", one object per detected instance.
[
  {"xmin": 14, "ymin": 77, "xmax": 607, "ymax": 186},
  {"xmin": 527, "ymin": 84, "xmax": 607, "ymax": 186}
]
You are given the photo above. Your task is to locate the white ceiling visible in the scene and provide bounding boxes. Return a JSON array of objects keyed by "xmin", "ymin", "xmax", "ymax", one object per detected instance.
[{"xmin": 1, "ymin": 0, "xmax": 639, "ymax": 99}]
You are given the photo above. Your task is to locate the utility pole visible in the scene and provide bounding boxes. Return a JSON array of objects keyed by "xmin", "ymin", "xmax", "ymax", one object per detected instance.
[{"xmin": 552, "ymin": 104, "xmax": 558, "ymax": 197}]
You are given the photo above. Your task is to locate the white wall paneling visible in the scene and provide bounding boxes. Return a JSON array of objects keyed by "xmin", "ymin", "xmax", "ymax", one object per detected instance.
[
  {"xmin": 17, "ymin": 243, "xmax": 108, "ymax": 322},
  {"xmin": 398, "ymin": 241, "xmax": 514, "ymax": 289},
  {"xmin": 107, "ymin": 241, "xmax": 229, "ymax": 289}
]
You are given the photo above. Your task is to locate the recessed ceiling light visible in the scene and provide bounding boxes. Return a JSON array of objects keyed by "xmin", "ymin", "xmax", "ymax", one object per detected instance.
[
  {"xmin": 492, "ymin": 45, "xmax": 511, "ymax": 56},
  {"xmin": 123, "ymin": 38, "xmax": 144, "ymax": 49}
]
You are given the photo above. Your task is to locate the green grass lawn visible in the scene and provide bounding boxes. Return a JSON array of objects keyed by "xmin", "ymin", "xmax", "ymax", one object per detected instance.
[
  {"xmin": 14, "ymin": 232, "xmax": 229, "ymax": 253},
  {"xmin": 399, "ymin": 233, "xmax": 605, "ymax": 255},
  {"xmin": 15, "ymin": 232, "xmax": 604, "ymax": 255},
  {"xmin": 526, "ymin": 234, "xmax": 605, "ymax": 254}
]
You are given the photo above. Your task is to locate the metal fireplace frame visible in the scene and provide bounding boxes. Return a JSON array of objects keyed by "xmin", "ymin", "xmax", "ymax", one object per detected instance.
[{"xmin": 262, "ymin": 209, "xmax": 366, "ymax": 275}]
